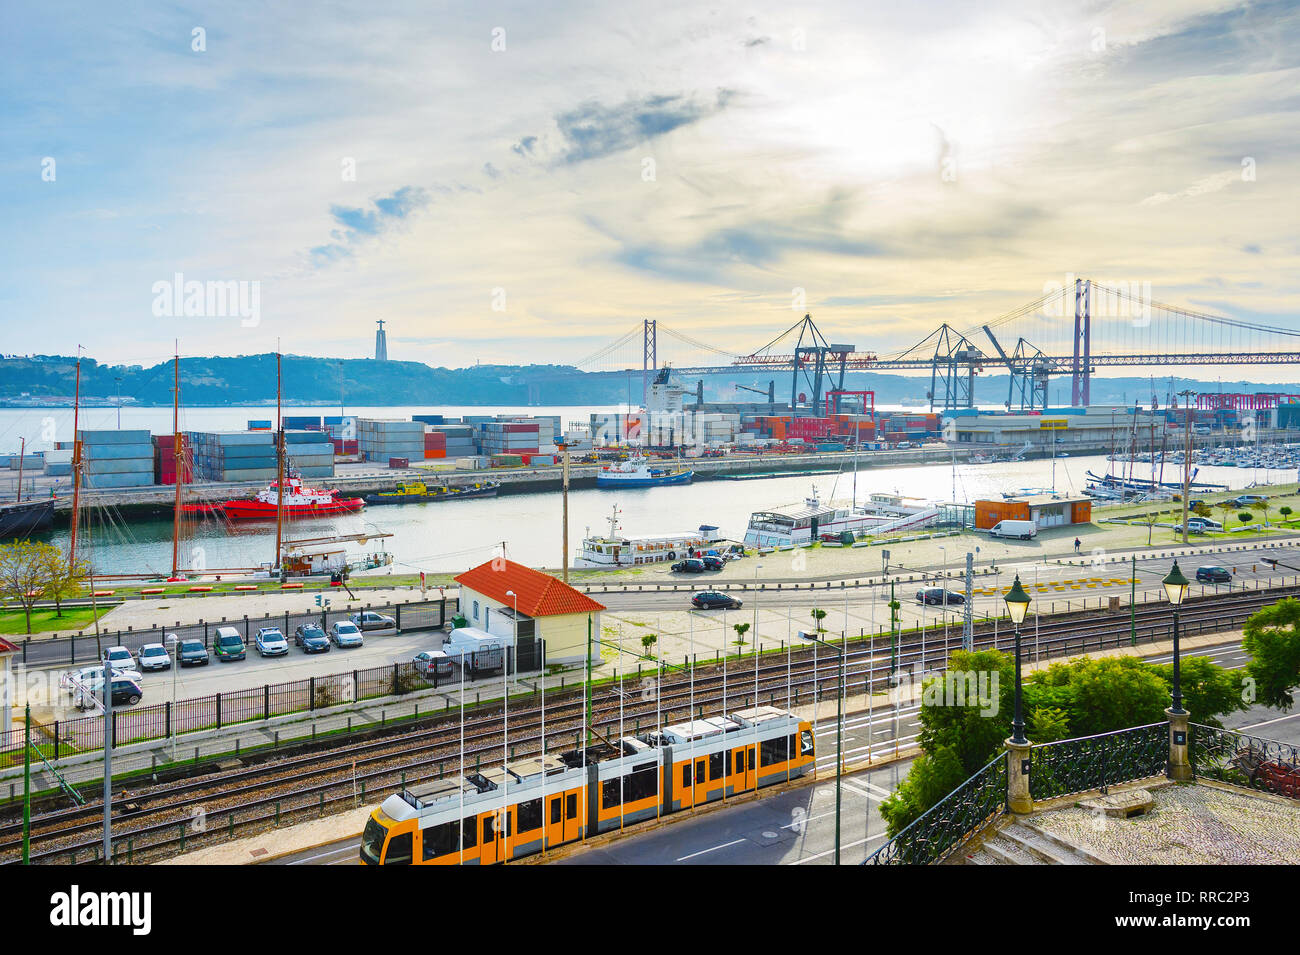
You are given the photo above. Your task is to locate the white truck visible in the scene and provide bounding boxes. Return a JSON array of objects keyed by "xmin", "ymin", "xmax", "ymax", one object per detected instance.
[
  {"xmin": 988, "ymin": 519, "xmax": 1037, "ymax": 540},
  {"xmin": 441, "ymin": 626, "xmax": 512, "ymax": 674}
]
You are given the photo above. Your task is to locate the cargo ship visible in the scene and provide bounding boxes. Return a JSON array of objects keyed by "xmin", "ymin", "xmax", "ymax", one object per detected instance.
[
  {"xmin": 184, "ymin": 476, "xmax": 364, "ymax": 520},
  {"xmin": 363, "ymin": 480, "xmax": 500, "ymax": 505},
  {"xmin": 595, "ymin": 455, "xmax": 693, "ymax": 488}
]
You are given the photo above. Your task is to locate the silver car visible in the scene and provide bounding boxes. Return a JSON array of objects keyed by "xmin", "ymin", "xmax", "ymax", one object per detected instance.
[{"xmin": 330, "ymin": 620, "xmax": 365, "ymax": 648}]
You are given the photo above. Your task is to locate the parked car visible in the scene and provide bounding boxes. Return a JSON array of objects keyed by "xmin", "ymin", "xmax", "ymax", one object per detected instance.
[
  {"xmin": 412, "ymin": 649, "xmax": 453, "ymax": 679},
  {"xmin": 350, "ymin": 611, "xmax": 396, "ymax": 631},
  {"xmin": 916, "ymin": 587, "xmax": 966, "ymax": 606},
  {"xmin": 691, "ymin": 591, "xmax": 743, "ymax": 610},
  {"xmin": 137, "ymin": 643, "xmax": 172, "ymax": 671},
  {"xmin": 106, "ymin": 646, "xmax": 136, "ymax": 669},
  {"xmin": 256, "ymin": 627, "xmax": 289, "ymax": 657},
  {"xmin": 75, "ymin": 676, "xmax": 143, "ymax": 710},
  {"xmin": 294, "ymin": 624, "xmax": 331, "ymax": 653},
  {"xmin": 213, "ymin": 626, "xmax": 247, "ymax": 662},
  {"xmin": 699, "ymin": 555, "xmax": 726, "ymax": 571},
  {"xmin": 178, "ymin": 639, "xmax": 210, "ymax": 666},
  {"xmin": 1184, "ymin": 517, "xmax": 1222, "ymax": 534},
  {"xmin": 671, "ymin": 558, "xmax": 708, "ymax": 574},
  {"xmin": 1196, "ymin": 565, "xmax": 1231, "ymax": 583},
  {"xmin": 61, "ymin": 663, "xmax": 142, "ymax": 693},
  {"xmin": 1230, "ymin": 494, "xmax": 1267, "ymax": 507},
  {"xmin": 330, "ymin": 620, "xmax": 365, "ymax": 648}
]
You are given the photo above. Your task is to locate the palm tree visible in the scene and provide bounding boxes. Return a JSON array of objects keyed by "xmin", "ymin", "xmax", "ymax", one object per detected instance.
[{"xmin": 809, "ymin": 608, "xmax": 827, "ymax": 634}]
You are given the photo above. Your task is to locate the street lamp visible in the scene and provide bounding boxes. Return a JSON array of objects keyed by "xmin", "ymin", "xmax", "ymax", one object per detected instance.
[
  {"xmin": 1003, "ymin": 576, "xmax": 1031, "ymax": 746},
  {"xmin": 1161, "ymin": 562, "xmax": 1189, "ymax": 714},
  {"xmin": 797, "ymin": 629, "xmax": 844, "ymax": 865},
  {"xmin": 504, "ymin": 589, "xmax": 518, "ymax": 858}
]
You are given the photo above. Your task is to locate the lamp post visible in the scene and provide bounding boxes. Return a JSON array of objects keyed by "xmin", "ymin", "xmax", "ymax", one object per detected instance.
[
  {"xmin": 1003, "ymin": 576, "xmax": 1031, "ymax": 745},
  {"xmin": 798, "ymin": 629, "xmax": 844, "ymax": 865},
  {"xmin": 503, "ymin": 589, "xmax": 517, "ymax": 860},
  {"xmin": 1161, "ymin": 562, "xmax": 1189, "ymax": 714}
]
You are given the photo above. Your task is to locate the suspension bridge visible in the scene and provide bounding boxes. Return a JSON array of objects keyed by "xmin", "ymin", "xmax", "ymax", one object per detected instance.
[{"xmin": 564, "ymin": 279, "xmax": 1300, "ymax": 413}]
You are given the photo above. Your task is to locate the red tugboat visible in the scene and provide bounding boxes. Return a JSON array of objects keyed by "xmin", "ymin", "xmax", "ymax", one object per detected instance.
[{"xmin": 196, "ymin": 476, "xmax": 365, "ymax": 521}]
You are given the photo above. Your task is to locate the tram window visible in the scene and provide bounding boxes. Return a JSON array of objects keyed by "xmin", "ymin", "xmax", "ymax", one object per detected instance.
[
  {"xmin": 566, "ymin": 793, "xmax": 578, "ymax": 820},
  {"xmin": 518, "ymin": 799, "xmax": 542, "ymax": 833},
  {"xmin": 800, "ymin": 730, "xmax": 815, "ymax": 757},
  {"xmin": 682, "ymin": 764, "xmax": 691, "ymax": 788},
  {"xmin": 696, "ymin": 759, "xmax": 706, "ymax": 784},
  {"xmin": 422, "ymin": 820, "xmax": 459, "ymax": 859},
  {"xmin": 708, "ymin": 752, "xmax": 724, "ymax": 780},
  {"xmin": 735, "ymin": 750, "xmax": 745, "ymax": 774},
  {"xmin": 602, "ymin": 778, "xmax": 622, "ymax": 809},
  {"xmin": 761, "ymin": 737, "xmax": 790, "ymax": 767},
  {"xmin": 384, "ymin": 831, "xmax": 413, "ymax": 866},
  {"xmin": 625, "ymin": 765, "xmax": 657, "ymax": 802},
  {"xmin": 551, "ymin": 798, "xmax": 562, "ymax": 825},
  {"xmin": 482, "ymin": 815, "xmax": 494, "ymax": 843},
  {"xmin": 462, "ymin": 817, "xmax": 477, "ymax": 850}
]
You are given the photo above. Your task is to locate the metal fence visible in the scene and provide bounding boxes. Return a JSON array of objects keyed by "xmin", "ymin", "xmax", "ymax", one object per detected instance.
[
  {"xmin": 1028, "ymin": 722, "xmax": 1168, "ymax": 801},
  {"xmin": 864, "ymin": 753, "xmax": 1007, "ymax": 865},
  {"xmin": 1191, "ymin": 723, "xmax": 1300, "ymax": 800},
  {"xmin": 0, "ymin": 641, "xmax": 543, "ymax": 765},
  {"xmin": 11, "ymin": 596, "xmax": 454, "ymax": 668}
]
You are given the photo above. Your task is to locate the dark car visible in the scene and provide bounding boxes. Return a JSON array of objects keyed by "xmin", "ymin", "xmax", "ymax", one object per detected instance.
[
  {"xmin": 350, "ymin": 611, "xmax": 396, "ymax": 631},
  {"xmin": 75, "ymin": 677, "xmax": 143, "ymax": 710},
  {"xmin": 915, "ymin": 587, "xmax": 965, "ymax": 606},
  {"xmin": 412, "ymin": 649, "xmax": 453, "ymax": 679},
  {"xmin": 213, "ymin": 629, "xmax": 246, "ymax": 662},
  {"xmin": 178, "ymin": 639, "xmax": 210, "ymax": 666},
  {"xmin": 294, "ymin": 624, "xmax": 331, "ymax": 653},
  {"xmin": 1196, "ymin": 565, "xmax": 1231, "ymax": 583},
  {"xmin": 672, "ymin": 558, "xmax": 707, "ymax": 574},
  {"xmin": 692, "ymin": 591, "xmax": 743, "ymax": 610},
  {"xmin": 700, "ymin": 555, "xmax": 726, "ymax": 571}
]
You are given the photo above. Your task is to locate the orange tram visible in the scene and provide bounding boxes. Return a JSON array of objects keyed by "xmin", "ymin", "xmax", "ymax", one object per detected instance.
[{"xmin": 360, "ymin": 705, "xmax": 816, "ymax": 865}]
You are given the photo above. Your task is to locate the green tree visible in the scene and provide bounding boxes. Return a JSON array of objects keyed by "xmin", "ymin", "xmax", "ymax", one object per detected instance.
[
  {"xmin": 809, "ymin": 608, "xmax": 827, "ymax": 633},
  {"xmin": 1241, "ymin": 598, "xmax": 1300, "ymax": 710},
  {"xmin": 1237, "ymin": 511, "xmax": 1253, "ymax": 527},
  {"xmin": 1219, "ymin": 501, "xmax": 1234, "ymax": 530},
  {"xmin": 879, "ymin": 744, "xmax": 967, "ymax": 837},
  {"xmin": 916, "ymin": 649, "xmax": 1015, "ymax": 775},
  {"xmin": 1025, "ymin": 657, "xmax": 1167, "ymax": 737},
  {"xmin": 1027, "ymin": 706, "xmax": 1071, "ymax": 743},
  {"xmin": 0, "ymin": 540, "xmax": 59, "ymax": 633},
  {"xmin": 731, "ymin": 621, "xmax": 750, "ymax": 648},
  {"xmin": 39, "ymin": 545, "xmax": 88, "ymax": 618},
  {"xmin": 1146, "ymin": 655, "xmax": 1248, "ymax": 727},
  {"xmin": 1279, "ymin": 505, "xmax": 1293, "ymax": 523},
  {"xmin": 1252, "ymin": 499, "xmax": 1269, "ymax": 526},
  {"xmin": 640, "ymin": 633, "xmax": 657, "ymax": 658},
  {"xmin": 1142, "ymin": 510, "xmax": 1158, "ymax": 545},
  {"xmin": 1192, "ymin": 503, "xmax": 1213, "ymax": 518}
]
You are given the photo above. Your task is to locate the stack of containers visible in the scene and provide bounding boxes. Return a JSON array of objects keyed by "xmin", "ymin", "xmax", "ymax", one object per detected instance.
[
  {"xmin": 283, "ymin": 430, "xmax": 335, "ymax": 478},
  {"xmin": 412, "ymin": 414, "xmax": 445, "ymax": 426},
  {"xmin": 78, "ymin": 430, "xmax": 154, "ymax": 488},
  {"xmin": 152, "ymin": 434, "xmax": 193, "ymax": 485},
  {"xmin": 423, "ymin": 430, "xmax": 447, "ymax": 459},
  {"xmin": 356, "ymin": 419, "xmax": 424, "ymax": 463},
  {"xmin": 187, "ymin": 431, "xmax": 278, "ymax": 482},
  {"xmin": 5, "ymin": 451, "xmax": 44, "ymax": 470},
  {"xmin": 428, "ymin": 423, "xmax": 476, "ymax": 457},
  {"xmin": 477, "ymin": 421, "xmax": 539, "ymax": 457},
  {"xmin": 283, "ymin": 415, "xmax": 323, "ymax": 430},
  {"xmin": 247, "ymin": 419, "xmax": 273, "ymax": 431},
  {"xmin": 44, "ymin": 448, "xmax": 73, "ymax": 476}
]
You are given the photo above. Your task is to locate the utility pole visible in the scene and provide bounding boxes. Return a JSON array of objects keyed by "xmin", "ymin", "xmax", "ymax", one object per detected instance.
[
  {"xmin": 962, "ymin": 552, "xmax": 974, "ymax": 651},
  {"xmin": 22, "ymin": 703, "xmax": 30, "ymax": 864},
  {"xmin": 1179, "ymin": 390, "xmax": 1196, "ymax": 544},
  {"xmin": 1130, "ymin": 553, "xmax": 1137, "ymax": 646},
  {"xmin": 102, "ymin": 649, "xmax": 113, "ymax": 864},
  {"xmin": 559, "ymin": 441, "xmax": 571, "ymax": 583}
]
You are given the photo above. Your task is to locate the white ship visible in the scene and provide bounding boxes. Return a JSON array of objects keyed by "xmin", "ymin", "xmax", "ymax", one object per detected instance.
[
  {"xmin": 575, "ymin": 505, "xmax": 725, "ymax": 568},
  {"xmin": 743, "ymin": 490, "xmax": 938, "ymax": 548}
]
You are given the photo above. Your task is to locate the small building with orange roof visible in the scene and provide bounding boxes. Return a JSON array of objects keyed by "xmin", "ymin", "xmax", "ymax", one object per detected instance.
[{"xmin": 454, "ymin": 559, "xmax": 606, "ymax": 665}]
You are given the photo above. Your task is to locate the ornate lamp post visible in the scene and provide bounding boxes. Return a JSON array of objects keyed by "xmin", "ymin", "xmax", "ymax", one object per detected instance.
[
  {"xmin": 1162, "ymin": 561, "xmax": 1193, "ymax": 780},
  {"xmin": 1003, "ymin": 576, "xmax": 1031, "ymax": 745},
  {"xmin": 1161, "ymin": 562, "xmax": 1189, "ymax": 714}
]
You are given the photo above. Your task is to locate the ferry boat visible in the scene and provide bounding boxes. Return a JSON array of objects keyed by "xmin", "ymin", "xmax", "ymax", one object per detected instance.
[
  {"xmin": 595, "ymin": 455, "xmax": 693, "ymax": 488},
  {"xmin": 194, "ymin": 476, "xmax": 365, "ymax": 521},
  {"xmin": 363, "ymin": 480, "xmax": 500, "ymax": 505},
  {"xmin": 743, "ymin": 490, "xmax": 938, "ymax": 548},
  {"xmin": 575, "ymin": 505, "xmax": 725, "ymax": 568}
]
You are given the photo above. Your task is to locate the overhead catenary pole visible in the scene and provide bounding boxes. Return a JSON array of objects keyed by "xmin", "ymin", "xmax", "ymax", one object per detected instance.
[
  {"xmin": 559, "ymin": 441, "xmax": 571, "ymax": 583},
  {"xmin": 102, "ymin": 648, "xmax": 113, "ymax": 864},
  {"xmin": 22, "ymin": 703, "xmax": 31, "ymax": 864},
  {"xmin": 15, "ymin": 437, "xmax": 24, "ymax": 503},
  {"xmin": 68, "ymin": 351, "xmax": 83, "ymax": 572},
  {"xmin": 171, "ymin": 343, "xmax": 183, "ymax": 578},
  {"xmin": 274, "ymin": 349, "xmax": 286, "ymax": 573},
  {"xmin": 1179, "ymin": 390, "xmax": 1196, "ymax": 544}
]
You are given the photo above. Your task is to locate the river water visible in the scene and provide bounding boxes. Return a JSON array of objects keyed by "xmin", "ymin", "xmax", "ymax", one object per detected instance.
[{"xmin": 38, "ymin": 448, "xmax": 1294, "ymax": 577}]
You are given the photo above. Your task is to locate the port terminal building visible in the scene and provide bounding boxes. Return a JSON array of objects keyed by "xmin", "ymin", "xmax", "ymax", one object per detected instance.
[{"xmin": 973, "ymin": 493, "xmax": 1092, "ymax": 531}]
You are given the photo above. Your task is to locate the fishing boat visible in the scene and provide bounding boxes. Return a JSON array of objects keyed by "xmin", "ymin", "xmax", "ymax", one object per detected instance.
[
  {"xmin": 595, "ymin": 455, "xmax": 693, "ymax": 488},
  {"xmin": 363, "ymin": 480, "xmax": 499, "ymax": 505},
  {"xmin": 197, "ymin": 475, "xmax": 365, "ymax": 521},
  {"xmin": 574, "ymin": 505, "xmax": 725, "ymax": 568}
]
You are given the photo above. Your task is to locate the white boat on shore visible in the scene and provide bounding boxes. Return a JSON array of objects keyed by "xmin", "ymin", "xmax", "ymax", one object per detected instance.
[
  {"xmin": 574, "ymin": 505, "xmax": 725, "ymax": 568},
  {"xmin": 742, "ymin": 490, "xmax": 937, "ymax": 548}
]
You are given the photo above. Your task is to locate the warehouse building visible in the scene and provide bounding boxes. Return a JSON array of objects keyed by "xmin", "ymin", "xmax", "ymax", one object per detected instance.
[{"xmin": 973, "ymin": 493, "xmax": 1092, "ymax": 530}]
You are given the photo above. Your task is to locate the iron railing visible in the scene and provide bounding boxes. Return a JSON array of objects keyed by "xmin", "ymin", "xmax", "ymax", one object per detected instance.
[
  {"xmin": 1029, "ymin": 722, "xmax": 1168, "ymax": 800},
  {"xmin": 1191, "ymin": 723, "xmax": 1300, "ymax": 800},
  {"xmin": 864, "ymin": 753, "xmax": 1007, "ymax": 865}
]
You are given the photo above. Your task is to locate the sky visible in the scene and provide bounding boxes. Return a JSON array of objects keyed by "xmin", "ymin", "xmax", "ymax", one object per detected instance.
[{"xmin": 2, "ymin": 0, "xmax": 1298, "ymax": 378}]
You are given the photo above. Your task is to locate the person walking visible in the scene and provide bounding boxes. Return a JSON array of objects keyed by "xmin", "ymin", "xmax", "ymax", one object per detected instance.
[{"xmin": 1074, "ymin": 537, "xmax": 1081, "ymax": 554}]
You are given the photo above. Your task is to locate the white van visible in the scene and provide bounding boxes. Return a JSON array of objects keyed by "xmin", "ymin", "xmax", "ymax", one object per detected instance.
[
  {"xmin": 441, "ymin": 626, "xmax": 512, "ymax": 674},
  {"xmin": 989, "ymin": 519, "xmax": 1037, "ymax": 540},
  {"xmin": 1185, "ymin": 517, "xmax": 1222, "ymax": 534}
]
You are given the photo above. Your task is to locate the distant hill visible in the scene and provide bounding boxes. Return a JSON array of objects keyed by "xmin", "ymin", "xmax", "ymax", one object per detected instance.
[{"xmin": 0, "ymin": 353, "xmax": 1293, "ymax": 408}]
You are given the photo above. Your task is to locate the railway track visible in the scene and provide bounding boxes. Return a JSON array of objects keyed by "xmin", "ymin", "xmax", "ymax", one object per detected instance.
[{"xmin": 2, "ymin": 581, "xmax": 1288, "ymax": 864}]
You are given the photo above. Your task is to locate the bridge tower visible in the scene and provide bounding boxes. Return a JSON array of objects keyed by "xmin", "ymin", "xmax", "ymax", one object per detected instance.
[
  {"xmin": 642, "ymin": 319, "xmax": 657, "ymax": 406},
  {"xmin": 1070, "ymin": 279, "xmax": 1091, "ymax": 405}
]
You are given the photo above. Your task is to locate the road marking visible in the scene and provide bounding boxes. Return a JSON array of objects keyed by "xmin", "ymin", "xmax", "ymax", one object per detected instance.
[
  {"xmin": 788, "ymin": 831, "xmax": 888, "ymax": 864},
  {"xmin": 842, "ymin": 780, "xmax": 891, "ymax": 802},
  {"xmin": 676, "ymin": 838, "xmax": 746, "ymax": 862},
  {"xmin": 1238, "ymin": 711, "xmax": 1300, "ymax": 731}
]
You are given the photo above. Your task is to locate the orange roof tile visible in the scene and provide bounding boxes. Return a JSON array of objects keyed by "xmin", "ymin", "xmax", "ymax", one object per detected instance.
[{"xmin": 454, "ymin": 559, "xmax": 606, "ymax": 618}]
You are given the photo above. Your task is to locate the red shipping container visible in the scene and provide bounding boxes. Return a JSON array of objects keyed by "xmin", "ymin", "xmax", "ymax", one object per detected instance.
[
  {"xmin": 424, "ymin": 449, "xmax": 446, "ymax": 459},
  {"xmin": 502, "ymin": 423, "xmax": 539, "ymax": 433}
]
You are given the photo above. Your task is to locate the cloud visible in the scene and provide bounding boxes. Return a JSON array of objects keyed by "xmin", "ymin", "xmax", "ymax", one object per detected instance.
[
  {"xmin": 1140, "ymin": 169, "xmax": 1242, "ymax": 206},
  {"xmin": 310, "ymin": 186, "xmax": 430, "ymax": 265}
]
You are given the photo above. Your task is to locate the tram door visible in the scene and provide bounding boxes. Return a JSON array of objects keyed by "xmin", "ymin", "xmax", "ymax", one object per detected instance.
[
  {"xmin": 479, "ymin": 812, "xmax": 502, "ymax": 865},
  {"xmin": 545, "ymin": 793, "xmax": 568, "ymax": 848},
  {"xmin": 740, "ymin": 745, "xmax": 758, "ymax": 792}
]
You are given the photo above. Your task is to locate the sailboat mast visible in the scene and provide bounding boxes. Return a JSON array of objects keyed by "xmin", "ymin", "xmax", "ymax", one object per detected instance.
[
  {"xmin": 68, "ymin": 352, "xmax": 83, "ymax": 572},
  {"xmin": 274, "ymin": 350, "xmax": 286, "ymax": 572},
  {"xmin": 15, "ymin": 437, "xmax": 24, "ymax": 503},
  {"xmin": 171, "ymin": 343, "xmax": 183, "ymax": 577}
]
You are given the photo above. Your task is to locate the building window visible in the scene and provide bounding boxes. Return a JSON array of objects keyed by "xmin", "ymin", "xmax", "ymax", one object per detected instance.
[{"xmin": 472, "ymin": 600, "xmax": 479, "ymax": 621}]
